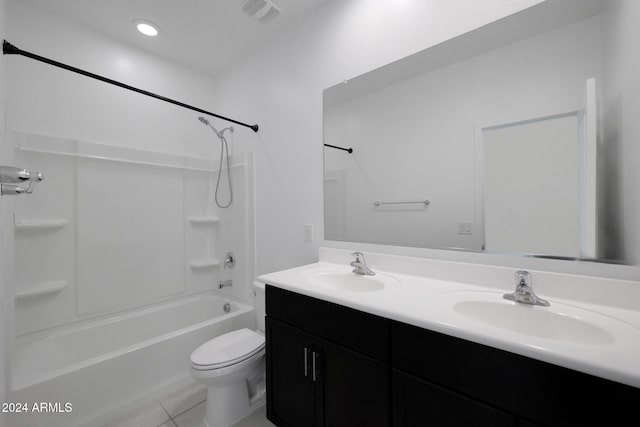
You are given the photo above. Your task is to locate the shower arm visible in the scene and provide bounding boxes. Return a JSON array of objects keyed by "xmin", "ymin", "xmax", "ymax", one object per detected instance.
[{"xmin": 2, "ymin": 40, "xmax": 259, "ymax": 133}]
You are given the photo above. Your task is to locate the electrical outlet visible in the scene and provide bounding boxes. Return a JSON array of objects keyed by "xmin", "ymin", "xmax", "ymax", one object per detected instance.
[
  {"xmin": 457, "ymin": 221, "xmax": 473, "ymax": 235},
  {"xmin": 304, "ymin": 224, "xmax": 313, "ymax": 241}
]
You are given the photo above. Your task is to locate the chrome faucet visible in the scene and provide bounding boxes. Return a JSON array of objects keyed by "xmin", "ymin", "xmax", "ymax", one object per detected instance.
[
  {"xmin": 503, "ymin": 270, "xmax": 549, "ymax": 307},
  {"xmin": 350, "ymin": 252, "xmax": 375, "ymax": 276}
]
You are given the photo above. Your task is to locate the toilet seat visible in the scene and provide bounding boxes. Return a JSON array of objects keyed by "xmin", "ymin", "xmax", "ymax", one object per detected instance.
[{"xmin": 191, "ymin": 328, "xmax": 265, "ymax": 371}]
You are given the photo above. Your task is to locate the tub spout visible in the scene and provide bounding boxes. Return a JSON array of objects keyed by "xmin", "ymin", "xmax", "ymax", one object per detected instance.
[{"xmin": 218, "ymin": 280, "xmax": 232, "ymax": 289}]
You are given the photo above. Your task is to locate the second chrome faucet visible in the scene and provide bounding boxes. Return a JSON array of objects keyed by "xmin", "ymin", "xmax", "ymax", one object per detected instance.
[
  {"xmin": 503, "ymin": 270, "xmax": 549, "ymax": 307},
  {"xmin": 351, "ymin": 252, "xmax": 375, "ymax": 276}
]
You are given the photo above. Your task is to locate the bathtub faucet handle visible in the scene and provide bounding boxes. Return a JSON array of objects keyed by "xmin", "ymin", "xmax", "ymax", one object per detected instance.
[
  {"xmin": 218, "ymin": 280, "xmax": 232, "ymax": 289},
  {"xmin": 224, "ymin": 252, "xmax": 235, "ymax": 269}
]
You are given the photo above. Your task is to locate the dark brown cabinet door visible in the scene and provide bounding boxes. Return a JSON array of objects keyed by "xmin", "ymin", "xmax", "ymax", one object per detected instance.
[
  {"xmin": 266, "ymin": 318, "xmax": 317, "ymax": 427},
  {"xmin": 267, "ymin": 317, "xmax": 390, "ymax": 427},
  {"xmin": 318, "ymin": 336, "xmax": 390, "ymax": 427}
]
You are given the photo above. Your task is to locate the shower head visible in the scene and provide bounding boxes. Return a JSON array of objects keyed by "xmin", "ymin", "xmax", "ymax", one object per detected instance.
[
  {"xmin": 198, "ymin": 116, "xmax": 234, "ymax": 138},
  {"xmin": 199, "ymin": 116, "xmax": 222, "ymax": 138},
  {"xmin": 199, "ymin": 116, "xmax": 234, "ymax": 209}
]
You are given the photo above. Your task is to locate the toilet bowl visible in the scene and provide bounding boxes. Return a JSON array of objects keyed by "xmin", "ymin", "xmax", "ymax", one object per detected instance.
[{"xmin": 190, "ymin": 282, "xmax": 266, "ymax": 427}]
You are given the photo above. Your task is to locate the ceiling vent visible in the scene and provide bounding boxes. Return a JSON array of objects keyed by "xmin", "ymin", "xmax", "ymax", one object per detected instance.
[{"xmin": 241, "ymin": 0, "xmax": 281, "ymax": 23}]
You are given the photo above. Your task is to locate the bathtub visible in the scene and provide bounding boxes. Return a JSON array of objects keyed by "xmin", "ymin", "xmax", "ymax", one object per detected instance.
[{"xmin": 8, "ymin": 291, "xmax": 255, "ymax": 427}]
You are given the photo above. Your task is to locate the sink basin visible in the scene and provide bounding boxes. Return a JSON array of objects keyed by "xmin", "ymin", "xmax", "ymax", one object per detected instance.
[
  {"xmin": 436, "ymin": 291, "xmax": 636, "ymax": 346},
  {"xmin": 302, "ymin": 269, "xmax": 399, "ymax": 293}
]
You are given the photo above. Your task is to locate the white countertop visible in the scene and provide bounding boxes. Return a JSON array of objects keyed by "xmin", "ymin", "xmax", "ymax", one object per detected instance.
[{"xmin": 258, "ymin": 261, "xmax": 640, "ymax": 389}]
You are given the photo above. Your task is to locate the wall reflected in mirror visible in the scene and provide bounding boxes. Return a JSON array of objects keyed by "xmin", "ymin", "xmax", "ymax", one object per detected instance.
[{"xmin": 323, "ymin": 0, "xmax": 640, "ymax": 265}]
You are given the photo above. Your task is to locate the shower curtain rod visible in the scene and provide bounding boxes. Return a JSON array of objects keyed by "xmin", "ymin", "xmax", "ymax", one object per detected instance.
[
  {"xmin": 2, "ymin": 40, "xmax": 259, "ymax": 133},
  {"xmin": 324, "ymin": 144, "xmax": 353, "ymax": 153}
]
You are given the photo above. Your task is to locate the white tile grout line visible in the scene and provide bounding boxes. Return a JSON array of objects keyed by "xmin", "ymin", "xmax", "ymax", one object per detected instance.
[
  {"xmin": 160, "ymin": 396, "xmax": 206, "ymax": 421},
  {"xmin": 157, "ymin": 400, "xmax": 178, "ymax": 427}
]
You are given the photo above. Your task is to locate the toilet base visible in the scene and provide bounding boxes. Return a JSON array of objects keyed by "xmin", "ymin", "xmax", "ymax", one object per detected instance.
[
  {"xmin": 203, "ymin": 391, "xmax": 265, "ymax": 427},
  {"xmin": 200, "ymin": 359, "xmax": 265, "ymax": 427}
]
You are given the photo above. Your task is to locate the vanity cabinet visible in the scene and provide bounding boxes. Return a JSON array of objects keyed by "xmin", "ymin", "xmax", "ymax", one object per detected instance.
[
  {"xmin": 393, "ymin": 321, "xmax": 639, "ymax": 426},
  {"xmin": 266, "ymin": 286, "xmax": 390, "ymax": 427},
  {"xmin": 265, "ymin": 285, "xmax": 640, "ymax": 427}
]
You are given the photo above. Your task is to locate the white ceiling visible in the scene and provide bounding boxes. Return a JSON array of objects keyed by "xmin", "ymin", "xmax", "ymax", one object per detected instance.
[{"xmin": 21, "ymin": 0, "xmax": 329, "ymax": 75}]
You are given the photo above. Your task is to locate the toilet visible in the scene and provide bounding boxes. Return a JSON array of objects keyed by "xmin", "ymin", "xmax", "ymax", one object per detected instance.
[{"xmin": 190, "ymin": 282, "xmax": 266, "ymax": 427}]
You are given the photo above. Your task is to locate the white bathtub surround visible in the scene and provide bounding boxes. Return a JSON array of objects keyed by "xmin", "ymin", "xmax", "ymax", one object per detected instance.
[
  {"xmin": 257, "ymin": 247, "xmax": 640, "ymax": 390},
  {"xmin": 11, "ymin": 131, "xmax": 255, "ymax": 336},
  {"xmin": 8, "ymin": 292, "xmax": 254, "ymax": 427}
]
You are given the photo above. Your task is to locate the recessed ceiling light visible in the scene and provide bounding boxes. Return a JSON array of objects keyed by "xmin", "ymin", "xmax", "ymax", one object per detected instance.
[{"xmin": 133, "ymin": 20, "xmax": 159, "ymax": 37}]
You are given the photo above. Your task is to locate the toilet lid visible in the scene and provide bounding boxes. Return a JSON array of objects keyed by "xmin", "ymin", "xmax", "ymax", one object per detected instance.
[{"xmin": 190, "ymin": 328, "xmax": 265, "ymax": 369}]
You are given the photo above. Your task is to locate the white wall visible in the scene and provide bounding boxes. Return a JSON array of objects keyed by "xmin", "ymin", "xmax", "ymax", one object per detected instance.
[
  {"xmin": 324, "ymin": 17, "xmax": 601, "ymax": 251},
  {"xmin": 602, "ymin": 0, "xmax": 640, "ymax": 264},
  {"xmin": 6, "ymin": 0, "xmax": 225, "ymax": 159}
]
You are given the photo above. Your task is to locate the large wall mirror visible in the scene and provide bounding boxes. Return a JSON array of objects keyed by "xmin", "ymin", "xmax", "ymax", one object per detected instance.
[{"xmin": 323, "ymin": 0, "xmax": 640, "ymax": 265}]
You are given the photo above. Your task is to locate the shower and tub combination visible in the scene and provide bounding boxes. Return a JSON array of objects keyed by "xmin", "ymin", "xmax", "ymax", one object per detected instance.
[
  {"xmin": 3, "ymin": 40, "xmax": 260, "ymax": 427},
  {"xmin": 7, "ymin": 126, "xmax": 256, "ymax": 427}
]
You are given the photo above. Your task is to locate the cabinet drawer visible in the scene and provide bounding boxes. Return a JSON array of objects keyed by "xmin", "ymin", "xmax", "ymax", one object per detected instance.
[
  {"xmin": 392, "ymin": 321, "xmax": 640, "ymax": 426},
  {"xmin": 266, "ymin": 285, "xmax": 389, "ymax": 361},
  {"xmin": 393, "ymin": 370, "xmax": 517, "ymax": 427}
]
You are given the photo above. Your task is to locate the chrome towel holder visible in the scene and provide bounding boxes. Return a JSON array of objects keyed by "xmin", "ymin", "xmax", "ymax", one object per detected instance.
[{"xmin": 374, "ymin": 200, "xmax": 430, "ymax": 207}]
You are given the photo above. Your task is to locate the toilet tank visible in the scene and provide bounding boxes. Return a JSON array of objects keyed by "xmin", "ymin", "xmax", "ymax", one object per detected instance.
[{"xmin": 252, "ymin": 281, "xmax": 266, "ymax": 332}]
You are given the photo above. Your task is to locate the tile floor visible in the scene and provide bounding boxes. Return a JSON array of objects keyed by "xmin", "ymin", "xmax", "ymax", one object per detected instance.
[{"xmin": 103, "ymin": 382, "xmax": 275, "ymax": 427}]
